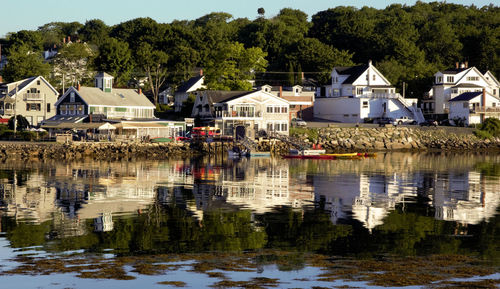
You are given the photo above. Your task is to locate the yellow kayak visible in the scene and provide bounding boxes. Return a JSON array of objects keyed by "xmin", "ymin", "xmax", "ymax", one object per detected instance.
[{"xmin": 321, "ymin": 152, "xmax": 377, "ymax": 158}]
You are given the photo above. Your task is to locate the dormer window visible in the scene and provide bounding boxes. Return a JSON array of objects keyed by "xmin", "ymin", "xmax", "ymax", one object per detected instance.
[
  {"xmin": 436, "ymin": 76, "xmax": 443, "ymax": 83},
  {"xmin": 446, "ymin": 76, "xmax": 454, "ymax": 83},
  {"xmin": 70, "ymin": 92, "xmax": 75, "ymax": 103}
]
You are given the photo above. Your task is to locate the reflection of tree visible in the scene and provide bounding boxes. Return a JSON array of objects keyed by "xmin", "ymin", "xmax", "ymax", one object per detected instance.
[{"xmin": 259, "ymin": 207, "xmax": 351, "ymax": 252}]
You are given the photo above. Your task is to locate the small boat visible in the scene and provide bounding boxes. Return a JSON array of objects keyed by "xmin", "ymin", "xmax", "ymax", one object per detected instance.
[
  {"xmin": 250, "ymin": 152, "xmax": 271, "ymax": 157},
  {"xmin": 282, "ymin": 152, "xmax": 377, "ymax": 160},
  {"xmin": 228, "ymin": 147, "xmax": 250, "ymax": 159},
  {"xmin": 289, "ymin": 149, "xmax": 326, "ymax": 156}
]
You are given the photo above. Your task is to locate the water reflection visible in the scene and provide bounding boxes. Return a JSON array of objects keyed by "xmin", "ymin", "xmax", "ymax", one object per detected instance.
[{"xmin": 0, "ymin": 153, "xmax": 498, "ymax": 232}]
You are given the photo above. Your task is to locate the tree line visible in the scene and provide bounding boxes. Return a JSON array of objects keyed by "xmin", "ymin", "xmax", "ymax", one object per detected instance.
[{"xmin": 0, "ymin": 1, "xmax": 498, "ymax": 104}]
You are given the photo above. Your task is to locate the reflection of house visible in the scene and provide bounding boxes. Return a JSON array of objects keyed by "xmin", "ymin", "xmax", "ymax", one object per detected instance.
[
  {"xmin": 191, "ymin": 159, "xmax": 314, "ymax": 216},
  {"xmin": 260, "ymin": 85, "xmax": 315, "ymax": 121},
  {"xmin": 422, "ymin": 63, "xmax": 500, "ymax": 119},
  {"xmin": 314, "ymin": 173, "xmax": 416, "ymax": 231},
  {"xmin": 432, "ymin": 171, "xmax": 500, "ymax": 225},
  {"xmin": 448, "ymin": 90, "xmax": 500, "ymax": 125},
  {"xmin": 0, "ymin": 76, "xmax": 59, "ymax": 126},
  {"xmin": 192, "ymin": 89, "xmax": 290, "ymax": 138},
  {"xmin": 173, "ymin": 74, "xmax": 206, "ymax": 111},
  {"xmin": 314, "ymin": 61, "xmax": 424, "ymax": 123}
]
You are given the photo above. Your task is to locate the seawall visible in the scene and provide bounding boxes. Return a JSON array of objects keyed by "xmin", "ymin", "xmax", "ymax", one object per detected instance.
[{"xmin": 0, "ymin": 127, "xmax": 498, "ymax": 160}]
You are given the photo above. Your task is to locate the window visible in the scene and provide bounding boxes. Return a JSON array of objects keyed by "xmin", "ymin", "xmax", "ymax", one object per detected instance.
[
  {"xmin": 343, "ymin": 114, "xmax": 349, "ymax": 117},
  {"xmin": 356, "ymin": 88, "xmax": 363, "ymax": 95},
  {"xmin": 115, "ymin": 107, "xmax": 127, "ymax": 112},
  {"xmin": 452, "ymin": 89, "xmax": 458, "ymax": 94},
  {"xmin": 362, "ymin": 101, "xmax": 368, "ymax": 108},
  {"xmin": 281, "ymin": 123, "xmax": 287, "ymax": 131},
  {"xmin": 466, "ymin": 76, "xmax": 479, "ymax": 81},
  {"xmin": 446, "ymin": 76, "xmax": 454, "ymax": 83},
  {"xmin": 267, "ymin": 123, "xmax": 273, "ymax": 131},
  {"xmin": 70, "ymin": 92, "xmax": 75, "ymax": 103},
  {"xmin": 274, "ymin": 106, "xmax": 280, "ymax": 113},
  {"xmin": 493, "ymin": 103, "xmax": 496, "ymax": 107},
  {"xmin": 373, "ymin": 75, "xmax": 376, "ymax": 81},
  {"xmin": 47, "ymin": 103, "xmax": 50, "ymax": 113},
  {"xmin": 494, "ymin": 89, "xmax": 496, "ymax": 96},
  {"xmin": 267, "ymin": 106, "xmax": 273, "ymax": 113},
  {"xmin": 352, "ymin": 114, "xmax": 358, "ymax": 117},
  {"xmin": 281, "ymin": 106, "xmax": 287, "ymax": 113},
  {"xmin": 436, "ymin": 76, "xmax": 443, "ymax": 83},
  {"xmin": 290, "ymin": 105, "xmax": 296, "ymax": 109}
]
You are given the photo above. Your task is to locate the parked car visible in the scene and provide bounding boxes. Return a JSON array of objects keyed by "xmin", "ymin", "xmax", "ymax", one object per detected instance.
[
  {"xmin": 291, "ymin": 118, "xmax": 307, "ymax": 127},
  {"xmin": 374, "ymin": 117, "xmax": 397, "ymax": 126},
  {"xmin": 420, "ymin": 119, "xmax": 438, "ymax": 127},
  {"xmin": 394, "ymin": 116, "xmax": 416, "ymax": 125}
]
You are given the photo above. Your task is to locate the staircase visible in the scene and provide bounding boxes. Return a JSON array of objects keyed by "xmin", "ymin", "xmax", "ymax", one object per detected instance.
[
  {"xmin": 237, "ymin": 136, "xmax": 258, "ymax": 152},
  {"xmin": 268, "ymin": 132, "xmax": 312, "ymax": 151},
  {"xmin": 396, "ymin": 94, "xmax": 425, "ymax": 124}
]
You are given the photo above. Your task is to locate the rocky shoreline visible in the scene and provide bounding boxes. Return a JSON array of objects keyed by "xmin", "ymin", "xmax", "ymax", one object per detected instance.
[{"xmin": 0, "ymin": 127, "xmax": 498, "ymax": 160}]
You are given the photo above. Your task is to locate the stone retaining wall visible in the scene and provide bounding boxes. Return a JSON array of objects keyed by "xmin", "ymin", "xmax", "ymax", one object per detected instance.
[{"xmin": 0, "ymin": 127, "xmax": 498, "ymax": 160}]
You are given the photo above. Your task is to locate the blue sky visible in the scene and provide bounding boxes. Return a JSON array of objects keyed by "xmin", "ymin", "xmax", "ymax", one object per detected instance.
[{"xmin": 0, "ymin": 0, "xmax": 495, "ymax": 38}]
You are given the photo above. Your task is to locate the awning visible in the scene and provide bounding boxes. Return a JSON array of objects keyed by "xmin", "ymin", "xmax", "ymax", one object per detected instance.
[{"xmin": 97, "ymin": 122, "xmax": 116, "ymax": 130}]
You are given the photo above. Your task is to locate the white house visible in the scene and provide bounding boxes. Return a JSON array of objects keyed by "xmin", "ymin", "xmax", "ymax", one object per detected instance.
[
  {"xmin": 0, "ymin": 76, "xmax": 59, "ymax": 126},
  {"xmin": 314, "ymin": 61, "xmax": 424, "ymax": 123},
  {"xmin": 448, "ymin": 90, "xmax": 500, "ymax": 125},
  {"xmin": 192, "ymin": 89, "xmax": 290, "ymax": 138},
  {"xmin": 173, "ymin": 75, "xmax": 206, "ymax": 111},
  {"xmin": 422, "ymin": 63, "xmax": 500, "ymax": 117}
]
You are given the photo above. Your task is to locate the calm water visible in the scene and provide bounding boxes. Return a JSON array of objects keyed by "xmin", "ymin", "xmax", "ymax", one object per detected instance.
[{"xmin": 0, "ymin": 152, "xmax": 498, "ymax": 288}]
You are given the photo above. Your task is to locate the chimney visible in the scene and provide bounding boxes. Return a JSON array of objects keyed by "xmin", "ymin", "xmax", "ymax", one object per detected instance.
[
  {"xmin": 199, "ymin": 69, "xmax": 203, "ymax": 76},
  {"xmin": 279, "ymin": 86, "xmax": 283, "ymax": 97},
  {"xmin": 482, "ymin": 88, "xmax": 486, "ymax": 111},
  {"xmin": 138, "ymin": 88, "xmax": 142, "ymax": 95},
  {"xmin": 68, "ymin": 36, "xmax": 71, "ymax": 43},
  {"xmin": 0, "ymin": 75, "xmax": 3, "ymax": 83},
  {"xmin": 465, "ymin": 61, "xmax": 468, "ymax": 68},
  {"xmin": 77, "ymin": 82, "xmax": 81, "ymax": 91},
  {"xmin": 368, "ymin": 59, "xmax": 372, "ymax": 66},
  {"xmin": 63, "ymin": 37, "xmax": 66, "ymax": 44},
  {"xmin": 456, "ymin": 62, "xmax": 459, "ymax": 69}
]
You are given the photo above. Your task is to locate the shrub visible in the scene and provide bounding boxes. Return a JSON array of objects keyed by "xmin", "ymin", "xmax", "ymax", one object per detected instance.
[{"xmin": 474, "ymin": 118, "xmax": 500, "ymax": 139}]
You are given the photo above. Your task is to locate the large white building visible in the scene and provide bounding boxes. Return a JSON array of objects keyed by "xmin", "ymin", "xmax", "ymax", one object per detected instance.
[
  {"xmin": 422, "ymin": 63, "xmax": 500, "ymax": 119},
  {"xmin": 314, "ymin": 61, "xmax": 424, "ymax": 123}
]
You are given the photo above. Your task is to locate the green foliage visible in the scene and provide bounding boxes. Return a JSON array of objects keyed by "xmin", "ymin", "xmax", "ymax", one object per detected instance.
[
  {"xmin": 290, "ymin": 127, "xmax": 319, "ymax": 142},
  {"xmin": 6, "ymin": 30, "xmax": 44, "ymax": 52},
  {"xmin": 205, "ymin": 42, "xmax": 267, "ymax": 90},
  {"xmin": 8, "ymin": 115, "xmax": 30, "ymax": 131},
  {"xmin": 78, "ymin": 19, "xmax": 110, "ymax": 46},
  {"xmin": 2, "ymin": 43, "xmax": 51, "ymax": 82},
  {"xmin": 474, "ymin": 118, "xmax": 500, "ymax": 139},
  {"xmin": 94, "ymin": 38, "xmax": 134, "ymax": 86},
  {"xmin": 135, "ymin": 42, "xmax": 169, "ymax": 106}
]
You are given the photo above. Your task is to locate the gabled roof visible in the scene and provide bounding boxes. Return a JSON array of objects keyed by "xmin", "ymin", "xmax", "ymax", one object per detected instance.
[
  {"xmin": 0, "ymin": 76, "xmax": 58, "ymax": 97},
  {"xmin": 203, "ymin": 90, "xmax": 251, "ymax": 104},
  {"xmin": 452, "ymin": 83, "xmax": 483, "ymax": 88},
  {"xmin": 334, "ymin": 64, "xmax": 369, "ymax": 84},
  {"xmin": 442, "ymin": 68, "xmax": 470, "ymax": 74},
  {"xmin": 57, "ymin": 86, "xmax": 155, "ymax": 108},
  {"xmin": 177, "ymin": 75, "xmax": 204, "ymax": 93},
  {"xmin": 95, "ymin": 72, "xmax": 113, "ymax": 78},
  {"xmin": 449, "ymin": 91, "xmax": 482, "ymax": 102}
]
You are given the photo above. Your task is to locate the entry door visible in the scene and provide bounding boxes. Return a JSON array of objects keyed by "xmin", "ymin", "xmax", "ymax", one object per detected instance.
[{"xmin": 235, "ymin": 125, "xmax": 246, "ymax": 140}]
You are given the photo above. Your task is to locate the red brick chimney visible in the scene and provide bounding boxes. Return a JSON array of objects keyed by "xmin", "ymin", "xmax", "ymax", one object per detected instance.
[
  {"xmin": 77, "ymin": 82, "xmax": 81, "ymax": 91},
  {"xmin": 199, "ymin": 69, "xmax": 203, "ymax": 76},
  {"xmin": 279, "ymin": 86, "xmax": 283, "ymax": 97},
  {"xmin": 63, "ymin": 37, "xmax": 66, "ymax": 44},
  {"xmin": 482, "ymin": 88, "xmax": 486, "ymax": 111},
  {"xmin": 138, "ymin": 88, "xmax": 142, "ymax": 95},
  {"xmin": 456, "ymin": 62, "xmax": 459, "ymax": 69},
  {"xmin": 465, "ymin": 61, "xmax": 468, "ymax": 68}
]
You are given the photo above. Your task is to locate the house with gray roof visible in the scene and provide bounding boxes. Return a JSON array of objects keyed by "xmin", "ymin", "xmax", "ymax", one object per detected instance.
[
  {"xmin": 192, "ymin": 89, "xmax": 290, "ymax": 138},
  {"xmin": 422, "ymin": 62, "xmax": 500, "ymax": 119},
  {"xmin": 0, "ymin": 76, "xmax": 59, "ymax": 126},
  {"xmin": 53, "ymin": 72, "xmax": 155, "ymax": 122},
  {"xmin": 448, "ymin": 89, "xmax": 500, "ymax": 125},
  {"xmin": 173, "ymin": 74, "xmax": 206, "ymax": 112}
]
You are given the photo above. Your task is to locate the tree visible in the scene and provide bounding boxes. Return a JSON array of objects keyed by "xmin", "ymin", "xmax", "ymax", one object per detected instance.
[
  {"xmin": 51, "ymin": 42, "xmax": 95, "ymax": 89},
  {"xmin": 257, "ymin": 7, "xmax": 265, "ymax": 17},
  {"xmin": 2, "ymin": 43, "xmax": 51, "ymax": 82},
  {"xmin": 204, "ymin": 42, "xmax": 267, "ymax": 90},
  {"xmin": 135, "ymin": 43, "xmax": 169, "ymax": 106},
  {"xmin": 8, "ymin": 115, "xmax": 30, "ymax": 131},
  {"xmin": 78, "ymin": 19, "xmax": 110, "ymax": 47},
  {"xmin": 93, "ymin": 38, "xmax": 133, "ymax": 86},
  {"xmin": 6, "ymin": 30, "xmax": 44, "ymax": 53}
]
